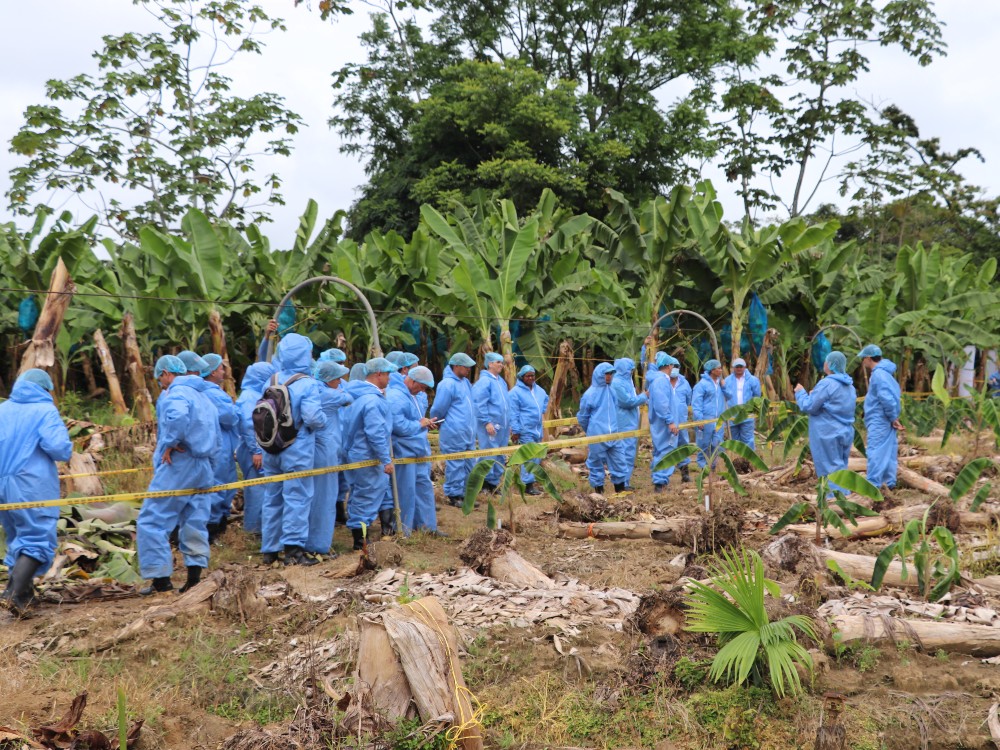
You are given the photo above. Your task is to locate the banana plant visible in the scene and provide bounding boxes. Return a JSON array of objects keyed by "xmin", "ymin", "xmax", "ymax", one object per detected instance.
[
  {"xmin": 463, "ymin": 442, "xmax": 562, "ymax": 531},
  {"xmin": 770, "ymin": 470, "xmax": 882, "ymax": 545}
]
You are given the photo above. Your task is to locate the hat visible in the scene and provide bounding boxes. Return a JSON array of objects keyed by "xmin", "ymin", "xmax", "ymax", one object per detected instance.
[
  {"xmin": 484, "ymin": 352, "xmax": 504, "ymax": 365},
  {"xmin": 319, "ymin": 348, "xmax": 347, "ymax": 363},
  {"xmin": 387, "ymin": 351, "xmax": 419, "ymax": 368},
  {"xmin": 314, "ymin": 360, "xmax": 349, "ymax": 382},
  {"xmin": 858, "ymin": 344, "xmax": 882, "ymax": 359},
  {"xmin": 449, "ymin": 352, "xmax": 476, "ymax": 367},
  {"xmin": 349, "ymin": 363, "xmax": 368, "ymax": 381},
  {"xmin": 518, "ymin": 364, "xmax": 536, "ymax": 379},
  {"xmin": 178, "ymin": 350, "xmax": 208, "ymax": 375},
  {"xmin": 655, "ymin": 352, "xmax": 677, "ymax": 369},
  {"xmin": 200, "ymin": 353, "xmax": 223, "ymax": 377},
  {"xmin": 408, "ymin": 365, "xmax": 435, "ymax": 388},
  {"xmin": 18, "ymin": 368, "xmax": 54, "ymax": 391},
  {"xmin": 154, "ymin": 355, "xmax": 187, "ymax": 378},
  {"xmin": 732, "ymin": 358, "xmax": 747, "ymax": 367},
  {"xmin": 364, "ymin": 357, "xmax": 398, "ymax": 375},
  {"xmin": 825, "ymin": 351, "xmax": 847, "ymax": 375},
  {"xmin": 703, "ymin": 359, "xmax": 722, "ymax": 372}
]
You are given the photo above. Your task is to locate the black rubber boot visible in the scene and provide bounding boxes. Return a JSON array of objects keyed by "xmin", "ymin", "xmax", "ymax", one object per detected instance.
[
  {"xmin": 448, "ymin": 495, "xmax": 464, "ymax": 508},
  {"xmin": 351, "ymin": 528, "xmax": 365, "ymax": 551},
  {"xmin": 6, "ymin": 555, "xmax": 42, "ymax": 615},
  {"xmin": 140, "ymin": 576, "xmax": 174, "ymax": 596},
  {"xmin": 481, "ymin": 481, "xmax": 498, "ymax": 494},
  {"xmin": 261, "ymin": 551, "xmax": 281, "ymax": 565},
  {"xmin": 525, "ymin": 482, "xmax": 541, "ymax": 496},
  {"xmin": 379, "ymin": 508, "xmax": 397, "ymax": 537},
  {"xmin": 592, "ymin": 485, "xmax": 605, "ymax": 494},
  {"xmin": 654, "ymin": 484, "xmax": 666, "ymax": 494},
  {"xmin": 206, "ymin": 521, "xmax": 221, "ymax": 544},
  {"xmin": 336, "ymin": 500, "xmax": 348, "ymax": 525},
  {"xmin": 284, "ymin": 545, "xmax": 318, "ymax": 566},
  {"xmin": 680, "ymin": 466, "xmax": 691, "ymax": 483},
  {"xmin": 179, "ymin": 566, "xmax": 203, "ymax": 593},
  {"xmin": 613, "ymin": 482, "xmax": 626, "ymax": 493}
]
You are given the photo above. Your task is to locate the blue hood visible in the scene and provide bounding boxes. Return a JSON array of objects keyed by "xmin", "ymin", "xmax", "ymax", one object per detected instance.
[
  {"xmin": 828, "ymin": 372, "xmax": 854, "ymax": 385},
  {"xmin": 592, "ymin": 362, "xmax": 614, "ymax": 387},
  {"xmin": 276, "ymin": 333, "xmax": 314, "ymax": 374},
  {"xmin": 241, "ymin": 362, "xmax": 276, "ymax": 391},
  {"xmin": 873, "ymin": 359, "xmax": 897, "ymax": 376},
  {"xmin": 443, "ymin": 365, "xmax": 467, "ymax": 383},
  {"xmin": 10, "ymin": 380, "xmax": 55, "ymax": 405},
  {"xmin": 613, "ymin": 358, "xmax": 635, "ymax": 377}
]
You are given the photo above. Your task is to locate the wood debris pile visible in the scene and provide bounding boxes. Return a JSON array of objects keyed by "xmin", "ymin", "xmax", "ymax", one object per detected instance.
[
  {"xmin": 345, "ymin": 567, "xmax": 640, "ymax": 635},
  {"xmin": 819, "ymin": 592, "xmax": 1000, "ymax": 626},
  {"xmin": 258, "ymin": 632, "xmax": 358, "ymax": 686}
]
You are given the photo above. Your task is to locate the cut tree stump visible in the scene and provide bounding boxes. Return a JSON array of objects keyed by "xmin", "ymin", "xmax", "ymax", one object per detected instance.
[
  {"xmin": 18, "ymin": 258, "xmax": 75, "ymax": 389},
  {"xmin": 460, "ymin": 529, "xmax": 553, "ymax": 588},
  {"xmin": 831, "ymin": 614, "xmax": 1000, "ymax": 657},
  {"xmin": 93, "ymin": 328, "xmax": 128, "ymax": 415},
  {"xmin": 352, "ymin": 596, "xmax": 483, "ymax": 750}
]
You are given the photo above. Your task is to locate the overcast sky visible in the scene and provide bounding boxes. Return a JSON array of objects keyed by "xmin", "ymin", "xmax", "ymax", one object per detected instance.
[{"xmin": 1, "ymin": 0, "xmax": 998, "ymax": 244}]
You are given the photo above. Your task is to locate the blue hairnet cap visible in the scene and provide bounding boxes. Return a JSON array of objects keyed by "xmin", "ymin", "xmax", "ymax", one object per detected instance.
[
  {"xmin": 666, "ymin": 355, "xmax": 680, "ymax": 366},
  {"xmin": 320, "ymin": 348, "xmax": 347, "ymax": 363},
  {"xmin": 655, "ymin": 351, "xmax": 671, "ymax": 369},
  {"xmin": 349, "ymin": 363, "xmax": 368, "ymax": 381},
  {"xmin": 518, "ymin": 364, "xmax": 536, "ymax": 379},
  {"xmin": 449, "ymin": 352, "xmax": 476, "ymax": 367},
  {"xmin": 858, "ymin": 344, "xmax": 882, "ymax": 359},
  {"xmin": 18, "ymin": 368, "xmax": 54, "ymax": 391},
  {"xmin": 314, "ymin": 360, "xmax": 350, "ymax": 382},
  {"xmin": 364, "ymin": 357, "xmax": 398, "ymax": 375},
  {"xmin": 386, "ymin": 351, "xmax": 419, "ymax": 368},
  {"xmin": 704, "ymin": 359, "xmax": 722, "ymax": 372},
  {"xmin": 201, "ymin": 353, "xmax": 223, "ymax": 377},
  {"xmin": 178, "ymin": 350, "xmax": 208, "ymax": 374},
  {"xmin": 826, "ymin": 351, "xmax": 847, "ymax": 374},
  {"xmin": 484, "ymin": 352, "xmax": 504, "ymax": 365},
  {"xmin": 408, "ymin": 365, "xmax": 435, "ymax": 388},
  {"xmin": 154, "ymin": 355, "xmax": 187, "ymax": 378}
]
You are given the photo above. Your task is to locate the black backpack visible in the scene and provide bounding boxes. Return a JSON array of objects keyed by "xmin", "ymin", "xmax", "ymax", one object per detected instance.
[{"xmin": 253, "ymin": 374, "xmax": 308, "ymax": 454}]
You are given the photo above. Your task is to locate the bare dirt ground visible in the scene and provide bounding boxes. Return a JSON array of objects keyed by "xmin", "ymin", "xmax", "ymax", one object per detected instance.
[{"xmin": 3, "ymin": 435, "xmax": 1000, "ymax": 749}]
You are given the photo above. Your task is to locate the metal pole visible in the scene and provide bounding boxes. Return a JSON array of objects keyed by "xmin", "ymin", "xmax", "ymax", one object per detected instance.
[{"xmin": 646, "ymin": 309, "xmax": 721, "ymax": 367}]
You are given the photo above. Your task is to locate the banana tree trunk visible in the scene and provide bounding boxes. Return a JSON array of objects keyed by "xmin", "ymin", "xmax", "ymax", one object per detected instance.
[
  {"xmin": 499, "ymin": 324, "xmax": 516, "ymax": 388},
  {"xmin": 93, "ymin": 329, "xmax": 128, "ymax": 415},
  {"xmin": 18, "ymin": 258, "xmax": 75, "ymax": 394},
  {"xmin": 121, "ymin": 312, "xmax": 154, "ymax": 422},
  {"xmin": 730, "ymin": 289, "xmax": 750, "ymax": 366},
  {"xmin": 208, "ymin": 309, "xmax": 237, "ymax": 398},
  {"xmin": 898, "ymin": 346, "xmax": 912, "ymax": 391},
  {"xmin": 545, "ymin": 340, "xmax": 574, "ymax": 429},
  {"xmin": 80, "ymin": 352, "xmax": 99, "ymax": 396}
]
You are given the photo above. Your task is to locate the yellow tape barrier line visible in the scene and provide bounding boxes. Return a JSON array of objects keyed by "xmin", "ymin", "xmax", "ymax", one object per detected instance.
[{"xmin": 6, "ymin": 417, "xmax": 725, "ymax": 512}]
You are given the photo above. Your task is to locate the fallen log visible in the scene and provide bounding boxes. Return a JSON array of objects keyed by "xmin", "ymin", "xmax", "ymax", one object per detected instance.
[
  {"xmin": 847, "ymin": 457, "xmax": 949, "ymax": 497},
  {"xmin": 831, "ymin": 613, "xmax": 1000, "ymax": 657},
  {"xmin": 93, "ymin": 328, "xmax": 128, "ymax": 415},
  {"xmin": 782, "ymin": 503, "xmax": 992, "ymax": 540},
  {"xmin": 558, "ymin": 519, "xmax": 695, "ymax": 542}
]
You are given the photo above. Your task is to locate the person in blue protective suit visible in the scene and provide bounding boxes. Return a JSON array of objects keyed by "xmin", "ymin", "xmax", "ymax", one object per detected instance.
[
  {"xmin": 577, "ymin": 362, "xmax": 629, "ymax": 493},
  {"xmin": 473, "ymin": 352, "xmax": 510, "ymax": 491},
  {"xmin": 200, "ymin": 353, "xmax": 240, "ymax": 541},
  {"xmin": 386, "ymin": 351, "xmax": 437, "ymax": 529},
  {"xmin": 668, "ymin": 360, "xmax": 693, "ymax": 483},
  {"xmin": 988, "ymin": 371, "xmax": 1000, "ymax": 399},
  {"xmin": 860, "ymin": 344, "xmax": 902, "ymax": 490},
  {"xmin": 306, "ymin": 359, "xmax": 352, "ymax": 557},
  {"xmin": 795, "ymin": 351, "xmax": 856, "ymax": 492},
  {"xmin": 648, "ymin": 358, "xmax": 680, "ymax": 492},
  {"xmin": 645, "ymin": 352, "xmax": 671, "ymax": 392},
  {"xmin": 723, "ymin": 357, "xmax": 762, "ymax": 449},
  {"xmin": 234, "ymin": 362, "xmax": 276, "ymax": 534},
  {"xmin": 692, "ymin": 359, "xmax": 728, "ymax": 469},
  {"xmin": 137, "ymin": 355, "xmax": 220, "ymax": 595},
  {"xmin": 343, "ymin": 358, "xmax": 396, "ymax": 549},
  {"xmin": 385, "ymin": 365, "xmax": 435, "ymax": 535},
  {"xmin": 508, "ymin": 365, "xmax": 550, "ymax": 495},
  {"xmin": 334, "ymin": 363, "xmax": 372, "ymax": 521},
  {"xmin": 610, "ymin": 358, "xmax": 647, "ymax": 489},
  {"xmin": 0, "ymin": 369, "xmax": 73, "ymax": 615},
  {"xmin": 259, "ymin": 334, "xmax": 327, "ymax": 566},
  {"xmin": 430, "ymin": 353, "xmax": 478, "ymax": 506}
]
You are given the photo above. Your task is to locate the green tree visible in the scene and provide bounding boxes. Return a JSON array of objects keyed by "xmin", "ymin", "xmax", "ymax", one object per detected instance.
[{"xmin": 7, "ymin": 0, "xmax": 302, "ymax": 239}]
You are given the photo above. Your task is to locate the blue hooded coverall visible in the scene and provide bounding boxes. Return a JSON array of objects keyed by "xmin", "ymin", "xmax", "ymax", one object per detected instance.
[
  {"xmin": 796, "ymin": 372, "xmax": 856, "ymax": 491},
  {"xmin": 430, "ymin": 366, "xmax": 476, "ymax": 498},
  {"xmin": 307, "ymin": 382, "xmax": 352, "ymax": 553},
  {"xmin": 137, "ymin": 376, "xmax": 219, "ymax": 579},
  {"xmin": 670, "ymin": 373, "xmax": 693, "ymax": 469},
  {"xmin": 577, "ymin": 363, "xmax": 628, "ymax": 489},
  {"xmin": 0, "ymin": 380, "xmax": 73, "ymax": 574},
  {"xmin": 410, "ymin": 386, "xmax": 436, "ymax": 531},
  {"xmin": 260, "ymin": 334, "xmax": 327, "ymax": 553},
  {"xmin": 722, "ymin": 371, "xmax": 762, "ymax": 448},
  {"xmin": 649, "ymin": 373, "xmax": 679, "ymax": 486},
  {"xmin": 473, "ymin": 370, "xmax": 510, "ymax": 486},
  {"xmin": 610, "ymin": 358, "xmax": 647, "ymax": 486},
  {"xmin": 235, "ymin": 362, "xmax": 275, "ymax": 533},
  {"xmin": 343, "ymin": 381, "xmax": 393, "ymax": 530},
  {"xmin": 864, "ymin": 359, "xmax": 902, "ymax": 489},
  {"xmin": 385, "ymin": 377, "xmax": 431, "ymax": 533},
  {"xmin": 508, "ymin": 378, "xmax": 550, "ymax": 483},
  {"xmin": 692, "ymin": 372, "xmax": 728, "ymax": 469},
  {"xmin": 203, "ymin": 380, "xmax": 240, "ymax": 524}
]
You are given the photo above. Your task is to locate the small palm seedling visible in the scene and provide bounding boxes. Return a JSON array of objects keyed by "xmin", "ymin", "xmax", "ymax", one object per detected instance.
[
  {"xmin": 769, "ymin": 469, "xmax": 883, "ymax": 544},
  {"xmin": 464, "ymin": 443, "xmax": 562, "ymax": 530},
  {"xmin": 871, "ymin": 507, "xmax": 961, "ymax": 602},
  {"xmin": 685, "ymin": 546, "xmax": 817, "ymax": 697}
]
